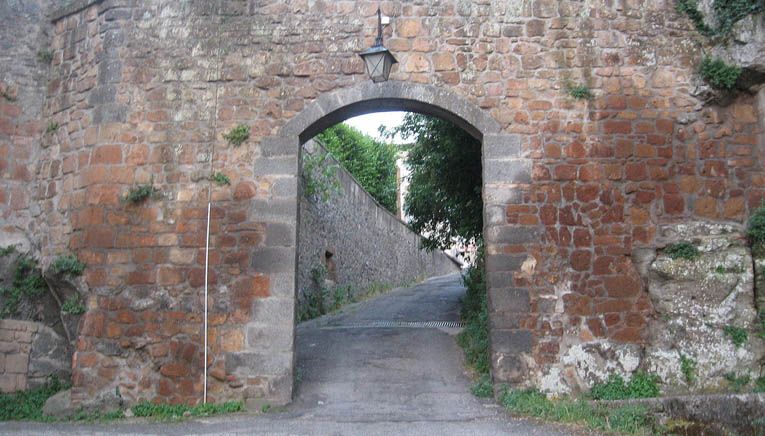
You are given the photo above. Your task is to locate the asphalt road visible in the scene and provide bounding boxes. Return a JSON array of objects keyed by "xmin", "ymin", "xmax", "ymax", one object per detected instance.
[{"xmin": 1, "ymin": 274, "xmax": 576, "ymax": 435}]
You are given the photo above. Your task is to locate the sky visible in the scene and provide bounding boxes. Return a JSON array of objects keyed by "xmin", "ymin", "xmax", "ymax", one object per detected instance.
[{"xmin": 343, "ymin": 111, "xmax": 408, "ymax": 144}]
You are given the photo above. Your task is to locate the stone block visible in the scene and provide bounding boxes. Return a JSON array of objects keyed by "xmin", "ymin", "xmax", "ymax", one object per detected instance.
[
  {"xmin": 484, "ymin": 159, "xmax": 532, "ymax": 184},
  {"xmin": 485, "ymin": 253, "xmax": 526, "ymax": 272},
  {"xmin": 225, "ymin": 352, "xmax": 292, "ymax": 377},
  {"xmin": 5, "ymin": 354, "xmax": 28, "ymax": 374},
  {"xmin": 491, "ymin": 329, "xmax": 533, "ymax": 355},
  {"xmin": 251, "ymin": 247, "xmax": 296, "ymax": 273},
  {"xmin": 483, "ymin": 134, "xmax": 521, "ymax": 159},
  {"xmin": 265, "ymin": 222, "xmax": 296, "ymax": 247}
]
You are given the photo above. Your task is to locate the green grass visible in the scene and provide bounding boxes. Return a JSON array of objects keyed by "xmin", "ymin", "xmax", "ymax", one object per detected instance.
[
  {"xmin": 456, "ymin": 249, "xmax": 490, "ymax": 379},
  {"xmin": 223, "ymin": 124, "xmax": 250, "ymax": 146},
  {"xmin": 0, "ymin": 376, "xmax": 69, "ymax": 421},
  {"xmin": 51, "ymin": 255, "xmax": 85, "ymax": 277},
  {"xmin": 471, "ymin": 374, "xmax": 493, "ymax": 398},
  {"xmin": 663, "ymin": 241, "xmax": 700, "ymax": 261},
  {"xmin": 501, "ymin": 388, "xmax": 655, "ymax": 434},
  {"xmin": 748, "ymin": 206, "xmax": 765, "ymax": 258},
  {"xmin": 723, "ymin": 325, "xmax": 748, "ymax": 347},
  {"xmin": 131, "ymin": 400, "xmax": 243, "ymax": 420},
  {"xmin": 589, "ymin": 372, "xmax": 660, "ymax": 400}
]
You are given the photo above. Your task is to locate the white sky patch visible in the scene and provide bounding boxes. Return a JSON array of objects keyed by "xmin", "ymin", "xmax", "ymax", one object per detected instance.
[{"xmin": 343, "ymin": 111, "xmax": 408, "ymax": 144}]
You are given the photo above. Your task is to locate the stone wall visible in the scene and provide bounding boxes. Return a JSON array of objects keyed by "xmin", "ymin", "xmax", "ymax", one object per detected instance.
[
  {"xmin": 1, "ymin": 0, "xmax": 762, "ymax": 407},
  {"xmin": 0, "ymin": 319, "xmax": 70, "ymax": 393},
  {"xmin": 0, "ymin": 0, "xmax": 52, "ymax": 252},
  {"xmin": 297, "ymin": 140, "xmax": 459, "ymax": 316}
]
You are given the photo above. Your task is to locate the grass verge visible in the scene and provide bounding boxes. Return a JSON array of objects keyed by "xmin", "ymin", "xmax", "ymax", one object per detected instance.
[
  {"xmin": 501, "ymin": 388, "xmax": 656, "ymax": 434},
  {"xmin": 455, "ymin": 247, "xmax": 491, "ymax": 395}
]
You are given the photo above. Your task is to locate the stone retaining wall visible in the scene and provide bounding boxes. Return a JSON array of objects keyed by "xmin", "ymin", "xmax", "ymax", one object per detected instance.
[
  {"xmin": 0, "ymin": 319, "xmax": 70, "ymax": 393},
  {"xmin": 297, "ymin": 140, "xmax": 460, "ymax": 317}
]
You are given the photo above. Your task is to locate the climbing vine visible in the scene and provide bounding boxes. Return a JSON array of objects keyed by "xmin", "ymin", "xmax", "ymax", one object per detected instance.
[
  {"xmin": 676, "ymin": 0, "xmax": 763, "ymax": 91},
  {"xmin": 676, "ymin": 0, "xmax": 763, "ymax": 38}
]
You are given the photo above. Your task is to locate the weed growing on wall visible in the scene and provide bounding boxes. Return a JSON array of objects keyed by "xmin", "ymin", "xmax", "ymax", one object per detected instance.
[
  {"xmin": 723, "ymin": 325, "xmax": 748, "ymax": 347},
  {"xmin": 679, "ymin": 354, "xmax": 697, "ymax": 385},
  {"xmin": 61, "ymin": 294, "xmax": 86, "ymax": 315},
  {"xmin": 223, "ymin": 124, "xmax": 250, "ymax": 146},
  {"xmin": 0, "ymin": 89, "xmax": 16, "ymax": 102},
  {"xmin": 589, "ymin": 372, "xmax": 660, "ymax": 400},
  {"xmin": 301, "ymin": 147, "xmax": 341, "ymax": 203},
  {"xmin": 36, "ymin": 49, "xmax": 53, "ymax": 64},
  {"xmin": 663, "ymin": 241, "xmax": 700, "ymax": 260},
  {"xmin": 699, "ymin": 56, "xmax": 742, "ymax": 90},
  {"xmin": 0, "ymin": 255, "xmax": 46, "ymax": 317},
  {"xmin": 209, "ymin": 172, "xmax": 231, "ymax": 186},
  {"xmin": 123, "ymin": 181, "xmax": 160, "ymax": 204},
  {"xmin": 45, "ymin": 121, "xmax": 59, "ymax": 135},
  {"xmin": 676, "ymin": 0, "xmax": 763, "ymax": 38},
  {"xmin": 566, "ymin": 83, "xmax": 593, "ymax": 100},
  {"xmin": 51, "ymin": 255, "xmax": 85, "ymax": 277},
  {"xmin": 724, "ymin": 372, "xmax": 751, "ymax": 391}
]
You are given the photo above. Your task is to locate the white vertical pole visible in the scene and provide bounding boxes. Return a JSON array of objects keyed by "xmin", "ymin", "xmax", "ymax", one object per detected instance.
[{"xmin": 203, "ymin": 201, "xmax": 211, "ymax": 404}]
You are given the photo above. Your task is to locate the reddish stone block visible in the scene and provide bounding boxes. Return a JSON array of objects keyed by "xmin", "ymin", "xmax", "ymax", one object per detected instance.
[
  {"xmin": 570, "ymin": 250, "xmax": 591, "ymax": 271},
  {"xmin": 603, "ymin": 275, "xmax": 641, "ymax": 298},
  {"xmin": 159, "ymin": 362, "xmax": 191, "ymax": 378},
  {"xmin": 663, "ymin": 194, "xmax": 684, "ymax": 215},
  {"xmin": 603, "ymin": 120, "xmax": 631, "ymax": 134},
  {"xmin": 624, "ymin": 163, "xmax": 646, "ymax": 181},
  {"xmin": 91, "ymin": 144, "xmax": 122, "ymax": 165},
  {"xmin": 553, "ymin": 165, "xmax": 577, "ymax": 180}
]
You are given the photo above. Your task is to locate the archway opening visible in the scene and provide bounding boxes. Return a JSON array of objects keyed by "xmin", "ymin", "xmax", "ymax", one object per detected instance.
[{"xmin": 293, "ymin": 102, "xmax": 487, "ymax": 416}]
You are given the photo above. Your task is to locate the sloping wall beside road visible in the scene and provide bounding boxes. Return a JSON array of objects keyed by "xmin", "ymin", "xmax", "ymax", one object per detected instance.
[{"xmin": 297, "ymin": 140, "xmax": 459, "ymax": 318}]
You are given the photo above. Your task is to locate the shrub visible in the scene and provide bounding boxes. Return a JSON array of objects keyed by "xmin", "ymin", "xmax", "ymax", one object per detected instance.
[
  {"xmin": 663, "ymin": 241, "xmax": 700, "ymax": 260},
  {"xmin": 36, "ymin": 50, "xmax": 53, "ymax": 64},
  {"xmin": 51, "ymin": 255, "xmax": 85, "ymax": 277},
  {"xmin": 223, "ymin": 124, "xmax": 250, "ymax": 146},
  {"xmin": 590, "ymin": 371, "xmax": 660, "ymax": 400},
  {"xmin": 0, "ymin": 245, "xmax": 16, "ymax": 257},
  {"xmin": 699, "ymin": 56, "xmax": 741, "ymax": 90}
]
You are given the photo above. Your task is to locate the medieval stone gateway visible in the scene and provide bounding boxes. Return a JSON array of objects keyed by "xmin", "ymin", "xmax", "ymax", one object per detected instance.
[{"xmin": 1, "ymin": 0, "xmax": 764, "ymax": 408}]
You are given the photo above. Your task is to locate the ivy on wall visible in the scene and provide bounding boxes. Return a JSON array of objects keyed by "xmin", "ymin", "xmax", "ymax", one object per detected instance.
[{"xmin": 676, "ymin": 0, "xmax": 762, "ymax": 91}]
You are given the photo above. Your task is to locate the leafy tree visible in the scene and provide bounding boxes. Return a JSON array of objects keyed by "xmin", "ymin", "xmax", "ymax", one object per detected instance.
[
  {"xmin": 315, "ymin": 124, "xmax": 398, "ymax": 213},
  {"xmin": 387, "ymin": 114, "xmax": 483, "ymax": 250}
]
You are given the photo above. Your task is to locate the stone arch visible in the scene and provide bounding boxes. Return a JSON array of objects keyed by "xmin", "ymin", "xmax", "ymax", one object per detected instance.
[{"xmin": 254, "ymin": 81, "xmax": 534, "ymax": 398}]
